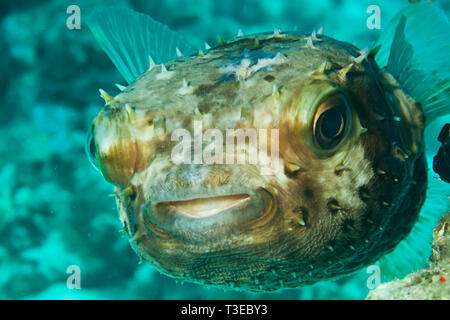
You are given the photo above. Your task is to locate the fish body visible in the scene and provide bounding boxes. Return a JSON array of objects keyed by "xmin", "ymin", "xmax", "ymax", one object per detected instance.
[{"xmin": 87, "ymin": 4, "xmax": 449, "ymax": 291}]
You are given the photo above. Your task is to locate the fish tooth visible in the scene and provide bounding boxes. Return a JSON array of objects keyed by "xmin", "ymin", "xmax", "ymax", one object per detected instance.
[
  {"xmin": 115, "ymin": 83, "xmax": 126, "ymax": 91},
  {"xmin": 327, "ymin": 201, "xmax": 343, "ymax": 212},
  {"xmin": 296, "ymin": 216, "xmax": 306, "ymax": 226},
  {"xmin": 153, "ymin": 117, "xmax": 166, "ymax": 137},
  {"xmin": 328, "ymin": 203, "xmax": 342, "ymax": 210},
  {"xmin": 198, "ymin": 49, "xmax": 205, "ymax": 57},
  {"xmin": 303, "ymin": 36, "xmax": 316, "ymax": 49},
  {"xmin": 334, "ymin": 163, "xmax": 351, "ymax": 175},
  {"xmin": 285, "ymin": 162, "xmax": 302, "ymax": 174},
  {"xmin": 311, "ymin": 61, "xmax": 331, "ymax": 78},
  {"xmin": 352, "ymin": 48, "xmax": 369, "ymax": 64},
  {"xmin": 178, "ymin": 78, "xmax": 194, "ymax": 95},
  {"xmin": 148, "ymin": 56, "xmax": 157, "ymax": 70},
  {"xmin": 293, "ymin": 206, "xmax": 307, "ymax": 226},
  {"xmin": 392, "ymin": 143, "xmax": 409, "ymax": 160},
  {"xmin": 317, "ymin": 26, "xmax": 323, "ymax": 35},
  {"xmin": 119, "ymin": 184, "xmax": 135, "ymax": 196},
  {"xmin": 272, "ymin": 84, "xmax": 281, "ymax": 97},
  {"xmin": 194, "ymin": 106, "xmax": 202, "ymax": 117},
  {"xmin": 272, "ymin": 28, "xmax": 282, "ymax": 38},
  {"xmin": 240, "ymin": 105, "xmax": 254, "ymax": 125},
  {"xmin": 176, "ymin": 47, "xmax": 183, "ymax": 57},
  {"xmin": 217, "ymin": 36, "xmax": 225, "ymax": 46},
  {"xmin": 337, "ymin": 63, "xmax": 354, "ymax": 81},
  {"xmin": 125, "ymin": 104, "xmax": 136, "ymax": 122},
  {"xmin": 237, "ymin": 29, "xmax": 244, "ymax": 37},
  {"xmin": 274, "ymin": 52, "xmax": 288, "ymax": 63},
  {"xmin": 156, "ymin": 64, "xmax": 175, "ymax": 80},
  {"xmin": 311, "ymin": 30, "xmax": 322, "ymax": 41},
  {"xmin": 99, "ymin": 89, "xmax": 114, "ymax": 103},
  {"xmin": 110, "ymin": 185, "xmax": 135, "ymax": 198},
  {"xmin": 204, "ymin": 42, "xmax": 211, "ymax": 50}
]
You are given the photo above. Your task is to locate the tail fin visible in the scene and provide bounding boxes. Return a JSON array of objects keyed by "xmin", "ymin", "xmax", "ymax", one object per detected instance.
[
  {"xmin": 374, "ymin": 3, "xmax": 450, "ymax": 124},
  {"xmin": 87, "ymin": 7, "xmax": 194, "ymax": 84}
]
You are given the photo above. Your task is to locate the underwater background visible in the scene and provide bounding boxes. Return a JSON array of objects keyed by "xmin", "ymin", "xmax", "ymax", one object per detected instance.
[{"xmin": 0, "ymin": 0, "xmax": 449, "ymax": 300}]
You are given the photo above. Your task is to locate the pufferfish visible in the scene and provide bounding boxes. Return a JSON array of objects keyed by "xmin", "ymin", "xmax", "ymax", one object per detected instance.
[{"xmin": 85, "ymin": 3, "xmax": 450, "ymax": 292}]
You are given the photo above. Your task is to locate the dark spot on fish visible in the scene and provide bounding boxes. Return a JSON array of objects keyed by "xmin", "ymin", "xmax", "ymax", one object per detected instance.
[
  {"xmin": 264, "ymin": 75, "xmax": 275, "ymax": 82},
  {"xmin": 198, "ymin": 102, "xmax": 214, "ymax": 114},
  {"xmin": 194, "ymin": 82, "xmax": 221, "ymax": 96},
  {"xmin": 220, "ymin": 73, "xmax": 236, "ymax": 82},
  {"xmin": 147, "ymin": 118, "xmax": 154, "ymax": 126},
  {"xmin": 303, "ymin": 189, "xmax": 314, "ymax": 199}
]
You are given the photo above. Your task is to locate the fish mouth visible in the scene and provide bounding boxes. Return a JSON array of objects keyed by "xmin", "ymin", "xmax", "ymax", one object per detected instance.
[
  {"xmin": 146, "ymin": 186, "xmax": 276, "ymax": 238},
  {"xmin": 159, "ymin": 193, "xmax": 251, "ymax": 218}
]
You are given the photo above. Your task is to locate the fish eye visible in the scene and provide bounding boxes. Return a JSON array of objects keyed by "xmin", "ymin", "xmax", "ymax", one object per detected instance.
[
  {"xmin": 85, "ymin": 125, "xmax": 99, "ymax": 170},
  {"xmin": 313, "ymin": 94, "xmax": 350, "ymax": 150}
]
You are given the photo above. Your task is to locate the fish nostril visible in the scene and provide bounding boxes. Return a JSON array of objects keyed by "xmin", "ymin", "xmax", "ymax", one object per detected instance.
[{"xmin": 85, "ymin": 124, "xmax": 98, "ymax": 170}]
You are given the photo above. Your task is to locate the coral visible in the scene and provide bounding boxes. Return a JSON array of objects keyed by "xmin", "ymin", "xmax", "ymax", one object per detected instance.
[{"xmin": 367, "ymin": 213, "xmax": 450, "ymax": 300}]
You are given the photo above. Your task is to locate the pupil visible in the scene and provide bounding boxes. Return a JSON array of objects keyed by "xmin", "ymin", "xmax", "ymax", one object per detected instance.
[
  {"xmin": 89, "ymin": 135, "xmax": 96, "ymax": 159},
  {"xmin": 85, "ymin": 127, "xmax": 98, "ymax": 170},
  {"xmin": 320, "ymin": 108, "xmax": 343, "ymax": 139}
]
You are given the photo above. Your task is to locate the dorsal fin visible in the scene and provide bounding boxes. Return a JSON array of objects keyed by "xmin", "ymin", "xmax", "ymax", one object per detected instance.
[
  {"xmin": 87, "ymin": 7, "xmax": 194, "ymax": 84},
  {"xmin": 374, "ymin": 3, "xmax": 450, "ymax": 124}
]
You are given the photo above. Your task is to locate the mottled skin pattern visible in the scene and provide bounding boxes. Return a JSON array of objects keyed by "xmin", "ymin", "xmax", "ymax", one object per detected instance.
[{"xmin": 89, "ymin": 31, "xmax": 427, "ymax": 292}]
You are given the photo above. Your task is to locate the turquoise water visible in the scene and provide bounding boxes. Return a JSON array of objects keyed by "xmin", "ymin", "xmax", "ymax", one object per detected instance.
[{"xmin": 0, "ymin": 0, "xmax": 449, "ymax": 299}]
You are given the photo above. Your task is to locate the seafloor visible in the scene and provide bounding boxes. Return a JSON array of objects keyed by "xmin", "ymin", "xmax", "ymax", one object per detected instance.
[{"xmin": 0, "ymin": 0, "xmax": 449, "ymax": 299}]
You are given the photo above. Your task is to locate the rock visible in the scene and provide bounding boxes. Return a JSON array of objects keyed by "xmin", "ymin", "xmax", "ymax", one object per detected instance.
[{"xmin": 367, "ymin": 213, "xmax": 450, "ymax": 300}]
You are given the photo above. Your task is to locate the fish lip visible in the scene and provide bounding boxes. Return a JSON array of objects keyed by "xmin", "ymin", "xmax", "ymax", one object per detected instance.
[
  {"xmin": 158, "ymin": 193, "xmax": 252, "ymax": 219},
  {"xmin": 149, "ymin": 184, "xmax": 255, "ymax": 203},
  {"xmin": 145, "ymin": 185, "xmax": 275, "ymax": 238}
]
